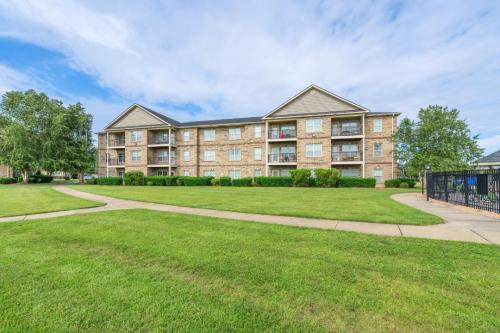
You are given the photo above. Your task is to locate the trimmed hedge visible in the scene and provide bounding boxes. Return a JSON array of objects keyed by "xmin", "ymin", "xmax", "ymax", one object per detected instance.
[
  {"xmin": 232, "ymin": 177, "xmax": 253, "ymax": 187},
  {"xmin": 219, "ymin": 177, "xmax": 232, "ymax": 186},
  {"xmin": 144, "ymin": 176, "xmax": 166, "ymax": 186},
  {"xmin": 29, "ymin": 175, "xmax": 53, "ymax": 183},
  {"xmin": 315, "ymin": 168, "xmax": 341, "ymax": 187},
  {"xmin": 176, "ymin": 176, "xmax": 213, "ymax": 186},
  {"xmin": 124, "ymin": 171, "xmax": 144, "ymax": 186},
  {"xmin": 290, "ymin": 169, "xmax": 311, "ymax": 187},
  {"xmin": 338, "ymin": 177, "xmax": 376, "ymax": 188},
  {"xmin": 254, "ymin": 176, "xmax": 293, "ymax": 187},
  {"xmin": 96, "ymin": 177, "xmax": 122, "ymax": 185},
  {"xmin": 0, "ymin": 177, "xmax": 17, "ymax": 184},
  {"xmin": 385, "ymin": 177, "xmax": 416, "ymax": 188}
]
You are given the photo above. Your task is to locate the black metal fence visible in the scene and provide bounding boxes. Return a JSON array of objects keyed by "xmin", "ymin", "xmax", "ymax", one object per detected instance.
[{"xmin": 426, "ymin": 169, "xmax": 500, "ymax": 213}]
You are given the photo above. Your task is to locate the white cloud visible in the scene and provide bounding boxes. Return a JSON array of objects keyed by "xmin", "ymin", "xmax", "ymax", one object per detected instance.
[
  {"xmin": 479, "ymin": 134, "xmax": 500, "ymax": 154},
  {"xmin": 0, "ymin": 0, "xmax": 499, "ymax": 143}
]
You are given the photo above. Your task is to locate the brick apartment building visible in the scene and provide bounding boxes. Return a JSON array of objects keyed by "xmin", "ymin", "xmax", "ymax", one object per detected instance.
[
  {"xmin": 98, "ymin": 85, "xmax": 399, "ymax": 184},
  {"xmin": 0, "ymin": 165, "xmax": 13, "ymax": 178}
]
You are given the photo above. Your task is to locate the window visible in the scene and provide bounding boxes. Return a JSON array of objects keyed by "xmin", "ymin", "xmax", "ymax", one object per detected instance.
[
  {"xmin": 342, "ymin": 144, "xmax": 357, "ymax": 152},
  {"xmin": 155, "ymin": 131, "xmax": 168, "ymax": 143},
  {"xmin": 131, "ymin": 131, "xmax": 141, "ymax": 142},
  {"xmin": 254, "ymin": 126, "xmax": 262, "ymax": 138},
  {"xmin": 229, "ymin": 170, "xmax": 241, "ymax": 179},
  {"xmin": 374, "ymin": 168, "xmax": 383, "ymax": 184},
  {"xmin": 374, "ymin": 142, "xmax": 383, "ymax": 157},
  {"xmin": 306, "ymin": 118, "xmax": 322, "ymax": 133},
  {"xmin": 271, "ymin": 169, "xmax": 280, "ymax": 176},
  {"xmin": 204, "ymin": 129, "xmax": 215, "ymax": 141},
  {"xmin": 306, "ymin": 143, "xmax": 322, "ymax": 157},
  {"xmin": 156, "ymin": 169, "xmax": 169, "ymax": 176},
  {"xmin": 183, "ymin": 130, "xmax": 190, "ymax": 142},
  {"xmin": 342, "ymin": 168, "xmax": 359, "ymax": 177},
  {"xmin": 342, "ymin": 121, "xmax": 360, "ymax": 134},
  {"xmin": 204, "ymin": 150, "xmax": 215, "ymax": 161},
  {"xmin": 229, "ymin": 148, "xmax": 241, "ymax": 161},
  {"xmin": 229, "ymin": 128, "xmax": 241, "ymax": 140},
  {"xmin": 254, "ymin": 147, "xmax": 262, "ymax": 160},
  {"xmin": 183, "ymin": 170, "xmax": 190, "ymax": 176},
  {"xmin": 183, "ymin": 150, "xmax": 190, "ymax": 162},
  {"xmin": 373, "ymin": 118, "xmax": 383, "ymax": 133},
  {"xmin": 281, "ymin": 169, "xmax": 292, "ymax": 177},
  {"xmin": 254, "ymin": 168, "xmax": 261, "ymax": 177},
  {"xmin": 131, "ymin": 150, "xmax": 141, "ymax": 161},
  {"xmin": 204, "ymin": 170, "xmax": 215, "ymax": 177},
  {"xmin": 117, "ymin": 170, "xmax": 124, "ymax": 178}
]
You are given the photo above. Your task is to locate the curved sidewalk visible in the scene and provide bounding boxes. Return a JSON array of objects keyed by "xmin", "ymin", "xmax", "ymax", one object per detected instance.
[{"xmin": 1, "ymin": 186, "xmax": 499, "ymax": 245}]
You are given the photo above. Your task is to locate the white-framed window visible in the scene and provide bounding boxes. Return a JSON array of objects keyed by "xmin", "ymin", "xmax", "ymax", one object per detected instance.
[
  {"xmin": 156, "ymin": 169, "xmax": 169, "ymax": 176},
  {"xmin": 342, "ymin": 168, "xmax": 360, "ymax": 177},
  {"xmin": 342, "ymin": 144, "xmax": 358, "ymax": 152},
  {"xmin": 229, "ymin": 169, "xmax": 241, "ymax": 179},
  {"xmin": 131, "ymin": 131, "xmax": 141, "ymax": 142},
  {"xmin": 374, "ymin": 142, "xmax": 383, "ymax": 157},
  {"xmin": 228, "ymin": 148, "xmax": 241, "ymax": 161},
  {"xmin": 204, "ymin": 129, "xmax": 215, "ymax": 141},
  {"xmin": 281, "ymin": 169, "xmax": 292, "ymax": 177},
  {"xmin": 373, "ymin": 118, "xmax": 383, "ymax": 133},
  {"xmin": 131, "ymin": 150, "xmax": 142, "ymax": 161},
  {"xmin": 254, "ymin": 168, "xmax": 261, "ymax": 177},
  {"xmin": 203, "ymin": 170, "xmax": 215, "ymax": 177},
  {"xmin": 271, "ymin": 169, "xmax": 279, "ymax": 176},
  {"xmin": 183, "ymin": 170, "xmax": 190, "ymax": 176},
  {"xmin": 204, "ymin": 150, "xmax": 216, "ymax": 161},
  {"xmin": 183, "ymin": 130, "xmax": 190, "ymax": 142},
  {"xmin": 254, "ymin": 126, "xmax": 262, "ymax": 138},
  {"xmin": 157, "ymin": 150, "xmax": 169, "ymax": 162},
  {"xmin": 306, "ymin": 143, "xmax": 322, "ymax": 157},
  {"xmin": 183, "ymin": 150, "xmax": 190, "ymax": 162},
  {"xmin": 254, "ymin": 147, "xmax": 262, "ymax": 160},
  {"xmin": 374, "ymin": 168, "xmax": 383, "ymax": 184},
  {"xmin": 306, "ymin": 118, "xmax": 322, "ymax": 133},
  {"xmin": 228, "ymin": 128, "xmax": 241, "ymax": 140}
]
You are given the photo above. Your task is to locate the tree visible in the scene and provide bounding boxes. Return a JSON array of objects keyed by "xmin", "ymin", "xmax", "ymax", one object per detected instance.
[
  {"xmin": 0, "ymin": 90, "xmax": 95, "ymax": 183},
  {"xmin": 394, "ymin": 105, "xmax": 483, "ymax": 177}
]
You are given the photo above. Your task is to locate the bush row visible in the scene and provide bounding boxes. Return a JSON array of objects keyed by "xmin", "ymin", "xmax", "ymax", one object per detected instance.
[
  {"xmin": 0, "ymin": 177, "xmax": 17, "ymax": 184},
  {"xmin": 384, "ymin": 177, "xmax": 416, "ymax": 188},
  {"xmin": 28, "ymin": 175, "xmax": 53, "ymax": 183},
  {"xmin": 338, "ymin": 177, "xmax": 376, "ymax": 188}
]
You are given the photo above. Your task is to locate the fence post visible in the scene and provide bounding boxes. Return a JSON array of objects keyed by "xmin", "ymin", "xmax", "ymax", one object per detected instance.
[
  {"xmin": 426, "ymin": 172, "xmax": 430, "ymax": 201},
  {"xmin": 444, "ymin": 174, "xmax": 448, "ymax": 202},
  {"xmin": 464, "ymin": 171, "xmax": 469, "ymax": 207}
]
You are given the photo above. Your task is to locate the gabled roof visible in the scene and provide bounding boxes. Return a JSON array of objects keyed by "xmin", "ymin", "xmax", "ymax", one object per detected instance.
[
  {"xmin": 138, "ymin": 104, "xmax": 181, "ymax": 126},
  {"xmin": 103, "ymin": 103, "xmax": 176, "ymax": 130},
  {"xmin": 263, "ymin": 84, "xmax": 369, "ymax": 119},
  {"xmin": 479, "ymin": 150, "xmax": 500, "ymax": 164},
  {"xmin": 181, "ymin": 116, "xmax": 263, "ymax": 127}
]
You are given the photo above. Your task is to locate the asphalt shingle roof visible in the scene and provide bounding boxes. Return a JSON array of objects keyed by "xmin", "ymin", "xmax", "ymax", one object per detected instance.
[{"xmin": 479, "ymin": 150, "xmax": 500, "ymax": 163}]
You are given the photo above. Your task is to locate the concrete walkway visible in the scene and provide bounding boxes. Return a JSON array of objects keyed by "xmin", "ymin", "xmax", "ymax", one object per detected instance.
[{"xmin": 1, "ymin": 186, "xmax": 499, "ymax": 245}]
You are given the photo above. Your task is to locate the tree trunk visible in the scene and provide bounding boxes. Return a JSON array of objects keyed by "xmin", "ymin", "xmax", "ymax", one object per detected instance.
[
  {"xmin": 78, "ymin": 171, "xmax": 84, "ymax": 184},
  {"xmin": 22, "ymin": 170, "xmax": 29, "ymax": 184}
]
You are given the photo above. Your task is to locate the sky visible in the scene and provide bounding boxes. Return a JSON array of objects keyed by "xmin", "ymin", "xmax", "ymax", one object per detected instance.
[{"xmin": 0, "ymin": 0, "xmax": 499, "ymax": 154}]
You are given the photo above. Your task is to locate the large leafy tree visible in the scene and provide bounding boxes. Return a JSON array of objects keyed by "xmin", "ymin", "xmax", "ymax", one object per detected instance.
[
  {"xmin": 0, "ymin": 90, "xmax": 95, "ymax": 183},
  {"xmin": 394, "ymin": 105, "xmax": 483, "ymax": 177}
]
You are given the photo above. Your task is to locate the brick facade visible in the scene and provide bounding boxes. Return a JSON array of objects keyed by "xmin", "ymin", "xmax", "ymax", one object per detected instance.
[{"xmin": 0, "ymin": 165, "xmax": 13, "ymax": 178}]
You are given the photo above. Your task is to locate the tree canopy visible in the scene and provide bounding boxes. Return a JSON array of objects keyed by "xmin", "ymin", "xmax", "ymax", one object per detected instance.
[
  {"xmin": 0, "ymin": 90, "xmax": 95, "ymax": 183},
  {"xmin": 394, "ymin": 105, "xmax": 483, "ymax": 176}
]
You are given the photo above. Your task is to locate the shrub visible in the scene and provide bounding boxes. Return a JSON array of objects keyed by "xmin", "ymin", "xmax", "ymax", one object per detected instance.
[
  {"xmin": 144, "ymin": 176, "xmax": 167, "ymax": 186},
  {"xmin": 290, "ymin": 169, "xmax": 311, "ymax": 187},
  {"xmin": 28, "ymin": 175, "xmax": 53, "ymax": 183},
  {"xmin": 338, "ymin": 177, "xmax": 376, "ymax": 188},
  {"xmin": 96, "ymin": 177, "xmax": 122, "ymax": 185},
  {"xmin": 232, "ymin": 177, "xmax": 253, "ymax": 186},
  {"xmin": 384, "ymin": 179, "xmax": 402, "ymax": 188},
  {"xmin": 254, "ymin": 176, "xmax": 293, "ymax": 187},
  {"xmin": 176, "ymin": 176, "xmax": 213, "ymax": 186},
  {"xmin": 211, "ymin": 178, "xmax": 220, "ymax": 186},
  {"xmin": 399, "ymin": 182, "xmax": 409, "ymax": 188},
  {"xmin": 397, "ymin": 177, "xmax": 416, "ymax": 188},
  {"xmin": 124, "ymin": 171, "xmax": 144, "ymax": 186},
  {"xmin": 84, "ymin": 178, "xmax": 97, "ymax": 185},
  {"xmin": 219, "ymin": 177, "xmax": 232, "ymax": 186},
  {"xmin": 0, "ymin": 177, "xmax": 17, "ymax": 184},
  {"xmin": 315, "ymin": 168, "xmax": 341, "ymax": 187}
]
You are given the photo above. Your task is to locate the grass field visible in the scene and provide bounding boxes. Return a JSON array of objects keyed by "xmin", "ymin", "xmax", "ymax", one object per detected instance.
[
  {"xmin": 0, "ymin": 185, "xmax": 103, "ymax": 217},
  {"xmin": 0, "ymin": 209, "xmax": 498, "ymax": 332},
  {"xmin": 72, "ymin": 185, "xmax": 441, "ymax": 225}
]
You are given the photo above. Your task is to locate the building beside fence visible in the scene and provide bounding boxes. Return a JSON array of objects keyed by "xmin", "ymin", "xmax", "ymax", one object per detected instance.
[
  {"xmin": 427, "ymin": 169, "xmax": 500, "ymax": 214},
  {"xmin": 476, "ymin": 150, "xmax": 500, "ymax": 170}
]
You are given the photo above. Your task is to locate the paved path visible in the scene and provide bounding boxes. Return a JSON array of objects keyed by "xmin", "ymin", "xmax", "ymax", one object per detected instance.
[{"xmin": 1, "ymin": 186, "xmax": 499, "ymax": 245}]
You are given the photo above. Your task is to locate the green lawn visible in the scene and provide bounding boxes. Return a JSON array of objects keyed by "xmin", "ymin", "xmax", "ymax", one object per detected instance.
[
  {"xmin": 0, "ymin": 185, "xmax": 103, "ymax": 217},
  {"xmin": 0, "ymin": 209, "xmax": 498, "ymax": 332},
  {"xmin": 72, "ymin": 185, "xmax": 441, "ymax": 225}
]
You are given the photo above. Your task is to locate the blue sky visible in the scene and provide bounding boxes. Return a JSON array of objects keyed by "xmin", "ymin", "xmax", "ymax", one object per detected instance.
[{"xmin": 0, "ymin": 0, "xmax": 499, "ymax": 153}]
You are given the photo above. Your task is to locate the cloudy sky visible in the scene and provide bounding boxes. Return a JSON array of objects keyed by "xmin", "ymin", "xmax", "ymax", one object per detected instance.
[{"xmin": 0, "ymin": 0, "xmax": 499, "ymax": 153}]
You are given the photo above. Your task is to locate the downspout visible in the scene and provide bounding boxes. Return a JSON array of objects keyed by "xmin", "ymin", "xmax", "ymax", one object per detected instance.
[
  {"xmin": 391, "ymin": 116, "xmax": 394, "ymax": 179},
  {"xmin": 265, "ymin": 121, "xmax": 269, "ymax": 176},
  {"xmin": 106, "ymin": 132, "xmax": 109, "ymax": 177},
  {"xmin": 362, "ymin": 114, "xmax": 366, "ymax": 177},
  {"xmin": 168, "ymin": 127, "xmax": 172, "ymax": 176}
]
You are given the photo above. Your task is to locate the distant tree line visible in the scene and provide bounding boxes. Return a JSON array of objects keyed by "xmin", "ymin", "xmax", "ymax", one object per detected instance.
[{"xmin": 0, "ymin": 90, "xmax": 95, "ymax": 183}]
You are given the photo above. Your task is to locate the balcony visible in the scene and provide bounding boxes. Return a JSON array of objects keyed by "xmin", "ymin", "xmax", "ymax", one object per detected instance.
[
  {"xmin": 331, "ymin": 120, "xmax": 363, "ymax": 138},
  {"xmin": 109, "ymin": 138, "xmax": 125, "ymax": 147},
  {"xmin": 148, "ymin": 156, "xmax": 176, "ymax": 165},
  {"xmin": 107, "ymin": 158, "xmax": 125, "ymax": 166},
  {"xmin": 268, "ymin": 153, "xmax": 297, "ymax": 164},
  {"xmin": 331, "ymin": 151, "xmax": 363, "ymax": 163},
  {"xmin": 148, "ymin": 132, "xmax": 176, "ymax": 146}
]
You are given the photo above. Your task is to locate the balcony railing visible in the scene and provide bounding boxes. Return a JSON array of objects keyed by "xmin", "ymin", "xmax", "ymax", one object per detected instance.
[
  {"xmin": 332, "ymin": 127, "xmax": 362, "ymax": 136},
  {"xmin": 332, "ymin": 151, "xmax": 362, "ymax": 162},
  {"xmin": 109, "ymin": 138, "xmax": 125, "ymax": 146},
  {"xmin": 107, "ymin": 158, "xmax": 125, "ymax": 166},
  {"xmin": 268, "ymin": 153, "xmax": 297, "ymax": 163},
  {"xmin": 268, "ymin": 129, "xmax": 297, "ymax": 139},
  {"xmin": 148, "ymin": 156, "xmax": 176, "ymax": 165},
  {"xmin": 149, "ymin": 133, "xmax": 176, "ymax": 145}
]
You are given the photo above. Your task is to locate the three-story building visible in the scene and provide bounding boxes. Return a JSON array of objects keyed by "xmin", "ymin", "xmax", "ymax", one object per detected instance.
[{"xmin": 98, "ymin": 85, "xmax": 399, "ymax": 185}]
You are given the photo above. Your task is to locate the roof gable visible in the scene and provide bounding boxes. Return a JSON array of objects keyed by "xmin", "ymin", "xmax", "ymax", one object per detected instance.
[
  {"xmin": 479, "ymin": 150, "xmax": 500, "ymax": 163},
  {"xmin": 104, "ymin": 104, "xmax": 172, "ymax": 130},
  {"xmin": 264, "ymin": 85, "xmax": 368, "ymax": 119}
]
